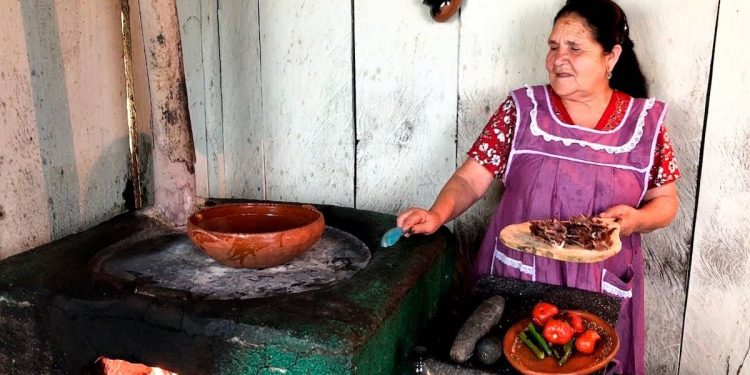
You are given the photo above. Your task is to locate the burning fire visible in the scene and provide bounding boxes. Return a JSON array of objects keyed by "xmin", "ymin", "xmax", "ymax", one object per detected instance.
[{"xmin": 93, "ymin": 357, "xmax": 178, "ymax": 375}]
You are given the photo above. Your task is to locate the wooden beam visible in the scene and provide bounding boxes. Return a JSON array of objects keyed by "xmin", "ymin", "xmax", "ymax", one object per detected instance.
[{"xmin": 137, "ymin": 0, "xmax": 196, "ymax": 226}]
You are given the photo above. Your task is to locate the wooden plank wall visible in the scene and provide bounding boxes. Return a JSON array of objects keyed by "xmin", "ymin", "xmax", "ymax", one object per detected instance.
[
  {"xmin": 681, "ymin": 0, "xmax": 750, "ymax": 373},
  {"xmin": 622, "ymin": 1, "xmax": 718, "ymax": 372},
  {"xmin": 175, "ymin": 1, "xmax": 728, "ymax": 373},
  {"xmin": 176, "ymin": 0, "xmax": 229, "ymax": 198},
  {"xmin": 259, "ymin": 0, "xmax": 354, "ymax": 206},
  {"xmin": 220, "ymin": 0, "xmax": 262, "ymax": 199},
  {"xmin": 354, "ymin": 0, "xmax": 458, "ymax": 215},
  {"xmin": 0, "ymin": 0, "xmax": 129, "ymax": 259},
  {"xmin": 178, "ymin": 0, "xmax": 353, "ymax": 205}
]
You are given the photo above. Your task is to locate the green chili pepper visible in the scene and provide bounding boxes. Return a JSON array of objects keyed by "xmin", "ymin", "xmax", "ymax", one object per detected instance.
[
  {"xmin": 558, "ymin": 338, "xmax": 575, "ymax": 366},
  {"xmin": 527, "ymin": 323, "xmax": 552, "ymax": 356},
  {"xmin": 519, "ymin": 329, "xmax": 545, "ymax": 360}
]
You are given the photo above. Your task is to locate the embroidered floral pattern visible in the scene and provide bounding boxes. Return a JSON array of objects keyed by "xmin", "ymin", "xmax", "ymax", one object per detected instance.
[
  {"xmin": 467, "ymin": 94, "xmax": 681, "ymax": 189},
  {"xmin": 650, "ymin": 126, "xmax": 681, "ymax": 187},
  {"xmin": 468, "ymin": 97, "xmax": 516, "ymax": 178}
]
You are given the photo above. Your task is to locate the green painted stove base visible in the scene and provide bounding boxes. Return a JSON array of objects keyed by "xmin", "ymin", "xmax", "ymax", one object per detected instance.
[
  {"xmin": 353, "ymin": 245, "xmax": 453, "ymax": 375},
  {"xmin": 209, "ymin": 234, "xmax": 455, "ymax": 375},
  {"xmin": 0, "ymin": 201, "xmax": 456, "ymax": 375}
]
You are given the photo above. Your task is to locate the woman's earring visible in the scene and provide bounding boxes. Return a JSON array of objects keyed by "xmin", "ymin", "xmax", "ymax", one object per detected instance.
[{"xmin": 606, "ymin": 71, "xmax": 613, "ymax": 80}]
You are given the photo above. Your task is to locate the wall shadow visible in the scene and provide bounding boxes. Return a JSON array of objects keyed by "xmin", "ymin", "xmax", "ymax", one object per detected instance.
[{"xmin": 20, "ymin": 0, "xmax": 79, "ymax": 239}]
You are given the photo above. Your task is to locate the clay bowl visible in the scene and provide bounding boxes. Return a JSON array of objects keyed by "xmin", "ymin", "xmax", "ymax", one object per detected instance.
[
  {"xmin": 187, "ymin": 203, "xmax": 325, "ymax": 269},
  {"xmin": 503, "ymin": 310, "xmax": 619, "ymax": 375}
]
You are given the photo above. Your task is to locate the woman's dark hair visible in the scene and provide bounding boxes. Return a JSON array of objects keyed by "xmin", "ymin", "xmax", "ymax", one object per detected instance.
[{"xmin": 554, "ymin": 0, "xmax": 648, "ymax": 98}]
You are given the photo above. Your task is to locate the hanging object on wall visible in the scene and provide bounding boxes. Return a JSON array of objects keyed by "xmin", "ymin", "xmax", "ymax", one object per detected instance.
[{"xmin": 423, "ymin": 0, "xmax": 463, "ymax": 22}]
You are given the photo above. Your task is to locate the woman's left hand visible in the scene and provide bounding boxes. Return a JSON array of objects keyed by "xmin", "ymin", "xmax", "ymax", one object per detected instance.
[
  {"xmin": 599, "ymin": 183, "xmax": 679, "ymax": 236},
  {"xmin": 599, "ymin": 204, "xmax": 641, "ymax": 236}
]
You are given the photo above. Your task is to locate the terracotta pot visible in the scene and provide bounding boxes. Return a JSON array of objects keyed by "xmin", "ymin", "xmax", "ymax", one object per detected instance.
[
  {"xmin": 503, "ymin": 310, "xmax": 619, "ymax": 375},
  {"xmin": 187, "ymin": 203, "xmax": 325, "ymax": 269}
]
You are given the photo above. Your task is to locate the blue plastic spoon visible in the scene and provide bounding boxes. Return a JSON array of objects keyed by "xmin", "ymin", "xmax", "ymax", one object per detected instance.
[{"xmin": 380, "ymin": 227, "xmax": 406, "ymax": 248}]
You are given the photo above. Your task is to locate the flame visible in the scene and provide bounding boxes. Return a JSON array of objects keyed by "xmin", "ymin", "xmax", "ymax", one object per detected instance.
[{"xmin": 94, "ymin": 357, "xmax": 179, "ymax": 375}]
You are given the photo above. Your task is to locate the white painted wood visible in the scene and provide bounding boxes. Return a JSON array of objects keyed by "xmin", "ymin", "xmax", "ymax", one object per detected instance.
[
  {"xmin": 139, "ymin": 0, "xmax": 196, "ymax": 226},
  {"xmin": 355, "ymin": 0, "xmax": 458, "ymax": 215},
  {"xmin": 219, "ymin": 0, "xmax": 264, "ymax": 199},
  {"xmin": 259, "ymin": 0, "xmax": 354, "ymax": 206},
  {"xmin": 174, "ymin": 0, "xmax": 227, "ymax": 198},
  {"xmin": 176, "ymin": 0, "xmax": 209, "ymax": 197},
  {"xmin": 681, "ymin": 0, "xmax": 750, "ymax": 372},
  {"xmin": 456, "ymin": 0, "xmax": 563, "ymax": 253},
  {"xmin": 200, "ymin": 0, "xmax": 225, "ymax": 197},
  {"xmin": 619, "ymin": 2, "xmax": 717, "ymax": 372},
  {"xmin": 0, "ymin": 0, "xmax": 129, "ymax": 259}
]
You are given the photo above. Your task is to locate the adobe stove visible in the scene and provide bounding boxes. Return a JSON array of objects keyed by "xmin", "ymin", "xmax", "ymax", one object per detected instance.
[{"xmin": 0, "ymin": 199, "xmax": 456, "ymax": 374}]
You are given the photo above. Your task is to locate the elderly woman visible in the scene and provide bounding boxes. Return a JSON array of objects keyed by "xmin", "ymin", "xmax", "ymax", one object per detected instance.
[{"xmin": 397, "ymin": 0, "xmax": 679, "ymax": 373}]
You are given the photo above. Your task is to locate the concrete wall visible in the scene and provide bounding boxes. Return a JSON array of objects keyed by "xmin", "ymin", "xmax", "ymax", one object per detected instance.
[{"xmin": 0, "ymin": 0, "xmax": 129, "ymax": 259}]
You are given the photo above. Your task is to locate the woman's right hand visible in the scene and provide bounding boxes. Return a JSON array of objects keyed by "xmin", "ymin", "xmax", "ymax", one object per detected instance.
[
  {"xmin": 395, "ymin": 159, "xmax": 495, "ymax": 236},
  {"xmin": 396, "ymin": 207, "xmax": 445, "ymax": 236}
]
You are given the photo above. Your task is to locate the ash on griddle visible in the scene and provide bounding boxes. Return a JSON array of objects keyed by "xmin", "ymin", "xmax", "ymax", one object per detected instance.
[
  {"xmin": 529, "ymin": 215, "xmax": 616, "ymax": 250},
  {"xmin": 94, "ymin": 226, "xmax": 370, "ymax": 300}
]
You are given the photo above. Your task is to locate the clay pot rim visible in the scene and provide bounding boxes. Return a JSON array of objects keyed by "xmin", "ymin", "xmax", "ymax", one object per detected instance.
[{"xmin": 188, "ymin": 202, "xmax": 324, "ymax": 237}]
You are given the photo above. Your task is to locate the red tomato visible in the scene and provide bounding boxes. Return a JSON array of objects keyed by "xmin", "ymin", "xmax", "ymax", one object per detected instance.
[
  {"xmin": 566, "ymin": 311, "xmax": 585, "ymax": 334},
  {"xmin": 575, "ymin": 329, "xmax": 602, "ymax": 355},
  {"xmin": 532, "ymin": 302, "xmax": 559, "ymax": 326},
  {"xmin": 542, "ymin": 318, "xmax": 574, "ymax": 345}
]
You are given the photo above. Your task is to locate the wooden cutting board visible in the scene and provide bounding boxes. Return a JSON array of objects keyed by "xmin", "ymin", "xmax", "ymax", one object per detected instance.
[{"xmin": 498, "ymin": 219, "xmax": 622, "ymax": 263}]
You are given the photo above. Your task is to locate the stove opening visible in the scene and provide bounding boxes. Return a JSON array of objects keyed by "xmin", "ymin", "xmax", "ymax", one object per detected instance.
[{"xmin": 91, "ymin": 357, "xmax": 178, "ymax": 375}]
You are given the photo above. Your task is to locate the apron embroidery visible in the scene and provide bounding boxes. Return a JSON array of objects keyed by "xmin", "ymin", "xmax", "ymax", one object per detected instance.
[
  {"xmin": 492, "ymin": 238, "xmax": 536, "ymax": 281},
  {"xmin": 601, "ymin": 269, "xmax": 633, "ymax": 299},
  {"xmin": 512, "ymin": 149, "xmax": 651, "ymax": 173},
  {"xmin": 525, "ymin": 85, "xmax": 655, "ymax": 154}
]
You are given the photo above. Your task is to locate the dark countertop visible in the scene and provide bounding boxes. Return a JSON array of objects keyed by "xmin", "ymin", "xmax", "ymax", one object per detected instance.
[{"xmin": 416, "ymin": 276, "xmax": 621, "ymax": 374}]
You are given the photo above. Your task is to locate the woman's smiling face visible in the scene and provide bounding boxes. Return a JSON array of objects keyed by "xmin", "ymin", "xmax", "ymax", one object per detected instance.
[{"xmin": 545, "ymin": 13, "xmax": 616, "ymax": 100}]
